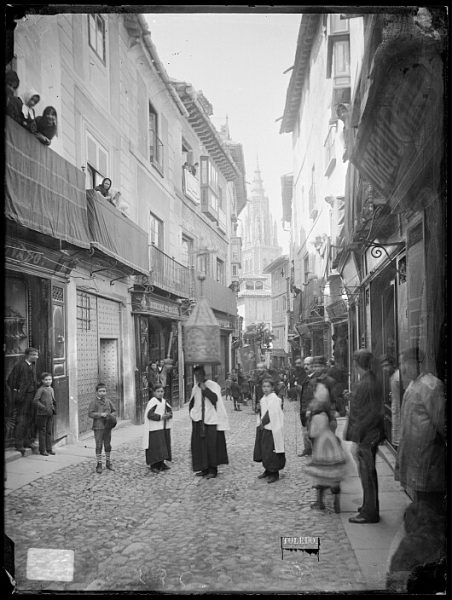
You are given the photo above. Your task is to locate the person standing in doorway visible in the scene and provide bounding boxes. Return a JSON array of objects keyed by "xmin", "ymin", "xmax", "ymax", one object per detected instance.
[
  {"xmin": 157, "ymin": 359, "xmax": 167, "ymax": 387},
  {"xmin": 7, "ymin": 347, "xmax": 39, "ymax": 455},
  {"xmin": 189, "ymin": 365, "xmax": 229, "ymax": 479},
  {"xmin": 147, "ymin": 361, "xmax": 160, "ymax": 399},
  {"xmin": 345, "ymin": 350, "xmax": 384, "ymax": 524},
  {"xmin": 88, "ymin": 383, "xmax": 117, "ymax": 474},
  {"xmin": 34, "ymin": 372, "xmax": 56, "ymax": 456}
]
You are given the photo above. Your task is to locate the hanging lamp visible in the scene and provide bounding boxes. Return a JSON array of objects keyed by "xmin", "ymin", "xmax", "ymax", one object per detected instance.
[{"xmin": 183, "ymin": 274, "xmax": 221, "ymax": 365}]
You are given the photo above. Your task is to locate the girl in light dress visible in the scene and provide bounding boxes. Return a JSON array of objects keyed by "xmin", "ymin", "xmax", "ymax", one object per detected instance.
[{"xmin": 304, "ymin": 381, "xmax": 346, "ymax": 512}]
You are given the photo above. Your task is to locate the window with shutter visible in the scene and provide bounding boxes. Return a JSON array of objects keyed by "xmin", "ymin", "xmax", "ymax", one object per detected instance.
[
  {"xmin": 149, "ymin": 212, "xmax": 163, "ymax": 249},
  {"xmin": 149, "ymin": 102, "xmax": 164, "ymax": 174},
  {"xmin": 86, "ymin": 132, "xmax": 109, "ymax": 189}
]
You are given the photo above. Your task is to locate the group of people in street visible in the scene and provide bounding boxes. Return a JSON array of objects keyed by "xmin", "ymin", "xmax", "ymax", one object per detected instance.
[
  {"xmin": 6, "ymin": 70, "xmax": 58, "ymax": 146},
  {"xmin": 6, "ymin": 344, "xmax": 446, "ymax": 562},
  {"xmin": 6, "ymin": 347, "xmax": 57, "ymax": 457}
]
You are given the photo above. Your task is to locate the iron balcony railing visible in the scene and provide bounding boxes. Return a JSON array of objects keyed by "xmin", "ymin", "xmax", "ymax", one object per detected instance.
[
  {"xmin": 193, "ymin": 270, "xmax": 237, "ymax": 316},
  {"xmin": 149, "ymin": 243, "xmax": 190, "ymax": 297}
]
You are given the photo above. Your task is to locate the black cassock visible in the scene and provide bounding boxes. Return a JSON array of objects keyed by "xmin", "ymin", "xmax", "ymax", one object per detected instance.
[{"xmin": 190, "ymin": 386, "xmax": 228, "ymax": 472}]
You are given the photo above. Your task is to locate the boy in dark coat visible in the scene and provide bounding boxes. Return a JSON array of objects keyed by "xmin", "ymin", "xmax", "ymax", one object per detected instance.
[{"xmin": 88, "ymin": 383, "xmax": 117, "ymax": 474}]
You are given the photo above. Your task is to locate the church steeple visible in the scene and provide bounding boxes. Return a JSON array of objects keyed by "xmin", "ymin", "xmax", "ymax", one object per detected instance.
[
  {"xmin": 220, "ymin": 115, "xmax": 231, "ymax": 141},
  {"xmin": 251, "ymin": 160, "xmax": 265, "ymax": 196}
]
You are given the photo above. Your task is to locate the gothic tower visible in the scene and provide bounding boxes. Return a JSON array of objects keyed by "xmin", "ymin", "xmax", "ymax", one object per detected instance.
[{"xmin": 238, "ymin": 163, "xmax": 281, "ymax": 331}]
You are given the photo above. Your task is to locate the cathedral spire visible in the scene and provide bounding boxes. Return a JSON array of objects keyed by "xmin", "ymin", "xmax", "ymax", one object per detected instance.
[{"xmin": 220, "ymin": 115, "xmax": 231, "ymax": 141}]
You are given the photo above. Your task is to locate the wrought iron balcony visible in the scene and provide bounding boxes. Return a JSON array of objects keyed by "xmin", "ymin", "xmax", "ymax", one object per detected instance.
[
  {"xmin": 193, "ymin": 270, "xmax": 237, "ymax": 316},
  {"xmin": 149, "ymin": 243, "xmax": 191, "ymax": 297}
]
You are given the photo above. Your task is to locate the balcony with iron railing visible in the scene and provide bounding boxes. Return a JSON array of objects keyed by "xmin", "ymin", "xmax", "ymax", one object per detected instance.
[
  {"xmin": 149, "ymin": 243, "xmax": 191, "ymax": 297},
  {"xmin": 193, "ymin": 270, "xmax": 237, "ymax": 316}
]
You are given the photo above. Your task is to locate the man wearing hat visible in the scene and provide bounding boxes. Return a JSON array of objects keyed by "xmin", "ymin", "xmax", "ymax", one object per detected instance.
[{"xmin": 189, "ymin": 365, "xmax": 229, "ymax": 479}]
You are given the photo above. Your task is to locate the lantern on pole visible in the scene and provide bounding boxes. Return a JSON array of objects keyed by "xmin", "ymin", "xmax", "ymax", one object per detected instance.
[{"xmin": 183, "ymin": 274, "xmax": 221, "ymax": 365}]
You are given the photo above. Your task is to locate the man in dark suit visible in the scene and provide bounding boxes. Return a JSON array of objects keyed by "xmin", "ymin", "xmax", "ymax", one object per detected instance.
[{"xmin": 7, "ymin": 347, "xmax": 39, "ymax": 454}]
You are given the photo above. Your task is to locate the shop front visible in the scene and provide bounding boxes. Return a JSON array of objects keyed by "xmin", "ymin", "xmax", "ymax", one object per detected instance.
[
  {"xmin": 4, "ymin": 236, "xmax": 73, "ymax": 447},
  {"xmin": 132, "ymin": 290, "xmax": 182, "ymax": 422}
]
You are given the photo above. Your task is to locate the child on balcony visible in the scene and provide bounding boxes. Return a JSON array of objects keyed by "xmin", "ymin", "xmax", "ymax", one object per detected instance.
[{"xmin": 35, "ymin": 106, "xmax": 58, "ymax": 145}]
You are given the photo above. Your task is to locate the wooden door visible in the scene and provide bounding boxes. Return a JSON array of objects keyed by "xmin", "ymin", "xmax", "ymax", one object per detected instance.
[
  {"xmin": 99, "ymin": 338, "xmax": 119, "ymax": 411},
  {"xmin": 50, "ymin": 281, "xmax": 70, "ymax": 440}
]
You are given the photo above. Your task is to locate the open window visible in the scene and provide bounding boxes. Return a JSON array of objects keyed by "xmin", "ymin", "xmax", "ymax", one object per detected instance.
[
  {"xmin": 86, "ymin": 132, "xmax": 109, "ymax": 189},
  {"xmin": 149, "ymin": 212, "xmax": 164, "ymax": 250},
  {"xmin": 149, "ymin": 102, "xmax": 163, "ymax": 174},
  {"xmin": 200, "ymin": 156, "xmax": 220, "ymax": 221},
  {"xmin": 182, "ymin": 138, "xmax": 200, "ymax": 203}
]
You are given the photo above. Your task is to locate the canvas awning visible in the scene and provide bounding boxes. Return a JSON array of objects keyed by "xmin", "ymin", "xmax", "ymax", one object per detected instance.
[
  {"xmin": 5, "ymin": 116, "xmax": 91, "ymax": 248},
  {"xmin": 86, "ymin": 190, "xmax": 149, "ymax": 274}
]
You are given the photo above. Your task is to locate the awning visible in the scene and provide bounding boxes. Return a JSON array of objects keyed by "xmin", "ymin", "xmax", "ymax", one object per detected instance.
[
  {"xmin": 86, "ymin": 190, "xmax": 149, "ymax": 274},
  {"xmin": 5, "ymin": 116, "xmax": 91, "ymax": 248}
]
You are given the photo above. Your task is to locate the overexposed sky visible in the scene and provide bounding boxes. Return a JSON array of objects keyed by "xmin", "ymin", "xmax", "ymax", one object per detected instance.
[{"xmin": 145, "ymin": 12, "xmax": 302, "ymax": 253}]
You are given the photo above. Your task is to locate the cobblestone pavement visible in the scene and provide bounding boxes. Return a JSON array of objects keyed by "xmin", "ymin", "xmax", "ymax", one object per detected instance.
[{"xmin": 5, "ymin": 399, "xmax": 372, "ymax": 593}]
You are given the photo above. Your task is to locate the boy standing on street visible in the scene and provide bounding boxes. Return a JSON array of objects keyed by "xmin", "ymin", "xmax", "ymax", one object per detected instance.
[
  {"xmin": 88, "ymin": 383, "xmax": 117, "ymax": 474},
  {"xmin": 34, "ymin": 372, "xmax": 56, "ymax": 456}
]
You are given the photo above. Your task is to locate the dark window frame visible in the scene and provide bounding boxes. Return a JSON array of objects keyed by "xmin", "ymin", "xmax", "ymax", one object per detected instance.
[{"xmin": 88, "ymin": 14, "xmax": 106, "ymax": 64}]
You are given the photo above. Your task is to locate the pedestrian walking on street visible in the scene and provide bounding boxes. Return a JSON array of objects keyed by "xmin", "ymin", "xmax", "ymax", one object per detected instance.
[
  {"xmin": 33, "ymin": 372, "xmax": 56, "ymax": 456},
  {"xmin": 225, "ymin": 372, "xmax": 233, "ymax": 402},
  {"xmin": 6, "ymin": 347, "xmax": 40, "ymax": 455},
  {"xmin": 297, "ymin": 356, "xmax": 325, "ymax": 457},
  {"xmin": 345, "ymin": 350, "xmax": 385, "ymax": 524},
  {"xmin": 304, "ymin": 381, "xmax": 346, "ymax": 512},
  {"xmin": 189, "ymin": 365, "xmax": 229, "ymax": 479},
  {"xmin": 230, "ymin": 375, "xmax": 242, "ymax": 411},
  {"xmin": 142, "ymin": 384, "xmax": 173, "ymax": 473},
  {"xmin": 253, "ymin": 379, "xmax": 285, "ymax": 484},
  {"xmin": 88, "ymin": 383, "xmax": 117, "ymax": 474}
]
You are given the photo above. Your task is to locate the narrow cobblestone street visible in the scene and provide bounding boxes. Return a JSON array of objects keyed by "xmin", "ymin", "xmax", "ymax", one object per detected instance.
[{"xmin": 4, "ymin": 399, "xmax": 379, "ymax": 593}]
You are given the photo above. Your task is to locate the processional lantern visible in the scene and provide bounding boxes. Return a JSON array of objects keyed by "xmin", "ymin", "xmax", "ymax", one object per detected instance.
[{"xmin": 183, "ymin": 274, "xmax": 221, "ymax": 365}]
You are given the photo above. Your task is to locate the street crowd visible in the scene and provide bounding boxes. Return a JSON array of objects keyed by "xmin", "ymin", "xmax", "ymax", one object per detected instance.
[{"xmin": 5, "ymin": 343, "xmax": 446, "ymax": 591}]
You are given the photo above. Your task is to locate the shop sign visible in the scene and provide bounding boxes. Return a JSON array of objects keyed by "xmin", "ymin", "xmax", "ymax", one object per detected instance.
[
  {"xmin": 131, "ymin": 292, "xmax": 180, "ymax": 318},
  {"xmin": 215, "ymin": 316, "xmax": 234, "ymax": 330},
  {"xmin": 5, "ymin": 238, "xmax": 73, "ymax": 276},
  {"xmin": 326, "ymin": 299, "xmax": 348, "ymax": 320}
]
